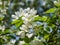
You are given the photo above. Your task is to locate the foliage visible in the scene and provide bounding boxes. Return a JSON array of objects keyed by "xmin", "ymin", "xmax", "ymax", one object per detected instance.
[{"xmin": 0, "ymin": 0, "xmax": 60, "ymax": 45}]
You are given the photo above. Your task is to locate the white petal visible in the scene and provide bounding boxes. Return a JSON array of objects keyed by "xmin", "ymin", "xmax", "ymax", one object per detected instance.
[
  {"xmin": 26, "ymin": 33, "xmax": 33, "ymax": 38},
  {"xmin": 0, "ymin": 2, "xmax": 2, "ymax": 5},
  {"xmin": 10, "ymin": 39, "xmax": 16, "ymax": 44},
  {"xmin": 19, "ymin": 41, "xmax": 25, "ymax": 45}
]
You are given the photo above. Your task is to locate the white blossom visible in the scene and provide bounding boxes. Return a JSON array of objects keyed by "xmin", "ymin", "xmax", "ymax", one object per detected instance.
[
  {"xmin": 20, "ymin": 26, "xmax": 28, "ymax": 32},
  {"xmin": 11, "ymin": 14, "xmax": 19, "ymax": 21},
  {"xmin": 18, "ymin": 8, "xmax": 37, "ymax": 32},
  {"xmin": 0, "ymin": 1, "xmax": 2, "ymax": 5},
  {"xmin": 17, "ymin": 31, "xmax": 25, "ymax": 38},
  {"xmin": 12, "ymin": 8, "xmax": 40, "ymax": 38},
  {"xmin": 30, "ymin": 36, "xmax": 44, "ymax": 45},
  {"xmin": 10, "ymin": 39, "xmax": 16, "ymax": 44},
  {"xmin": 18, "ymin": 41, "xmax": 25, "ymax": 45},
  {"xmin": 1, "ymin": 9, "xmax": 6, "ymax": 14},
  {"xmin": 0, "ymin": 25, "xmax": 5, "ymax": 31},
  {"xmin": 54, "ymin": 1, "xmax": 57, "ymax": 4},
  {"xmin": 26, "ymin": 33, "xmax": 33, "ymax": 38}
]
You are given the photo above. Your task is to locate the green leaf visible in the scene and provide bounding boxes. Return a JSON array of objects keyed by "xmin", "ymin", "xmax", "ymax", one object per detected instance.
[
  {"xmin": 54, "ymin": 2, "xmax": 60, "ymax": 7},
  {"xmin": 0, "ymin": 38, "xmax": 5, "ymax": 44},
  {"xmin": 0, "ymin": 30, "xmax": 2, "ymax": 34},
  {"xmin": 44, "ymin": 34, "xmax": 49, "ymax": 40},
  {"xmin": 34, "ymin": 16, "xmax": 48, "ymax": 22},
  {"xmin": 45, "ymin": 8, "xmax": 57, "ymax": 13},
  {"xmin": 4, "ymin": 29, "xmax": 10, "ymax": 34},
  {"xmin": 1, "ymin": 29, "xmax": 12, "ymax": 35},
  {"xmin": 0, "ymin": 17, "xmax": 4, "ymax": 21},
  {"xmin": 34, "ymin": 16, "xmax": 42, "ymax": 21},
  {"xmin": 41, "ymin": 16, "xmax": 47, "ymax": 21},
  {"xmin": 11, "ymin": 20, "xmax": 20, "ymax": 24},
  {"xmin": 15, "ymin": 20, "xmax": 23, "ymax": 28}
]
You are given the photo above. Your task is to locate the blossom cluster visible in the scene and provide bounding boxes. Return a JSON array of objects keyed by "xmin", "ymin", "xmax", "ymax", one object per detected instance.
[
  {"xmin": 12, "ymin": 8, "xmax": 40, "ymax": 38},
  {"xmin": 19, "ymin": 8, "xmax": 37, "ymax": 32}
]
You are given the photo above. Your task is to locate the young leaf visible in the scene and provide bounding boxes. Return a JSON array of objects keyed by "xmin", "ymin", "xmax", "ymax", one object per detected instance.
[
  {"xmin": 45, "ymin": 8, "xmax": 57, "ymax": 13},
  {"xmin": 15, "ymin": 20, "xmax": 23, "ymax": 28},
  {"xmin": 11, "ymin": 20, "xmax": 20, "ymax": 24}
]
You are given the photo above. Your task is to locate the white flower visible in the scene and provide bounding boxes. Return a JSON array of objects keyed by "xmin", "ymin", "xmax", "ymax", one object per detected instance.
[
  {"xmin": 0, "ymin": 25, "xmax": 5, "ymax": 31},
  {"xmin": 20, "ymin": 26, "xmax": 28, "ymax": 32},
  {"xmin": 12, "ymin": 8, "xmax": 39, "ymax": 33},
  {"xmin": 28, "ymin": 25, "xmax": 33, "ymax": 28},
  {"xmin": 2, "ymin": 25, "xmax": 5, "ymax": 31},
  {"xmin": 0, "ymin": 25, "xmax": 2, "ymax": 30},
  {"xmin": 11, "ymin": 14, "xmax": 19, "ymax": 21},
  {"xmin": 24, "ymin": 13, "xmax": 29, "ymax": 18},
  {"xmin": 30, "ymin": 8, "xmax": 37, "ymax": 15},
  {"xmin": 19, "ymin": 41, "xmax": 25, "ymax": 45},
  {"xmin": 26, "ymin": 7, "xmax": 30, "ymax": 11},
  {"xmin": 26, "ymin": 33, "xmax": 33, "ymax": 38},
  {"xmin": 20, "ymin": 27, "xmax": 24, "ymax": 30},
  {"xmin": 0, "ymin": 2, "xmax": 2, "ymax": 5},
  {"xmin": 12, "ymin": 15, "xmax": 18, "ymax": 19},
  {"xmin": 24, "ymin": 7, "xmax": 30, "ymax": 13},
  {"xmin": 20, "ymin": 8, "xmax": 37, "ymax": 32},
  {"xmin": 12, "ymin": 15, "xmax": 16, "ymax": 18},
  {"xmin": 19, "ymin": 2, "xmax": 24, "ymax": 6},
  {"xmin": 30, "ymin": 37, "xmax": 44, "ymax": 45},
  {"xmin": 17, "ymin": 31, "xmax": 23, "ymax": 35},
  {"xmin": 22, "ymin": 25, "xmax": 27, "ymax": 29},
  {"xmin": 15, "ymin": 11, "xmax": 21, "ymax": 17},
  {"xmin": 10, "ymin": 39, "xmax": 16, "ymax": 44},
  {"xmin": 17, "ymin": 31, "xmax": 25, "ymax": 38},
  {"xmin": 54, "ymin": 1, "xmax": 57, "ymax": 4},
  {"xmin": 1, "ymin": 9, "xmax": 6, "ymax": 14},
  {"xmin": 22, "ymin": 17, "xmax": 29, "ymax": 22}
]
